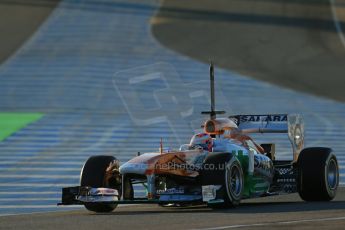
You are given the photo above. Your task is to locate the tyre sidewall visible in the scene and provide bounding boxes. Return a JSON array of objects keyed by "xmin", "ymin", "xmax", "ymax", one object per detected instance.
[
  {"xmin": 323, "ymin": 154, "xmax": 339, "ymax": 199},
  {"xmin": 298, "ymin": 147, "xmax": 339, "ymax": 201},
  {"xmin": 80, "ymin": 155, "xmax": 118, "ymax": 212},
  {"xmin": 224, "ymin": 157, "xmax": 244, "ymax": 206}
]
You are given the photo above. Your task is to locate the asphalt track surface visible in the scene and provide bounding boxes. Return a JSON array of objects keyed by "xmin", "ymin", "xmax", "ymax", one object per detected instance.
[
  {"xmin": 0, "ymin": 0, "xmax": 345, "ymax": 228},
  {"xmin": 152, "ymin": 0, "xmax": 345, "ymax": 102},
  {"xmin": 1, "ymin": 188, "xmax": 345, "ymax": 230},
  {"xmin": 0, "ymin": 0, "xmax": 59, "ymax": 64}
]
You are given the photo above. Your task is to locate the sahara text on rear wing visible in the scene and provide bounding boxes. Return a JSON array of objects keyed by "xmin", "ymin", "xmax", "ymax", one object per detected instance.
[{"xmin": 229, "ymin": 114, "xmax": 304, "ymax": 161}]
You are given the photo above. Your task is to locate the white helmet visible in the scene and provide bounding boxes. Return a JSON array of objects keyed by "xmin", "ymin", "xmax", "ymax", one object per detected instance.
[{"xmin": 190, "ymin": 133, "xmax": 213, "ymax": 151}]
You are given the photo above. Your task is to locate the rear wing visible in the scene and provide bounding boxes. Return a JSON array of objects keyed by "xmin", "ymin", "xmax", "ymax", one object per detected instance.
[{"xmin": 229, "ymin": 114, "xmax": 304, "ymax": 161}]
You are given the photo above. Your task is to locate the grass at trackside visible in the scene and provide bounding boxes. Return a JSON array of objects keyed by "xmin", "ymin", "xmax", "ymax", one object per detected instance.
[{"xmin": 0, "ymin": 113, "xmax": 44, "ymax": 141}]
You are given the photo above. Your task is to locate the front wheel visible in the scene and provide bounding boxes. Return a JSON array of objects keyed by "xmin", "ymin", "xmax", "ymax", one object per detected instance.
[
  {"xmin": 224, "ymin": 158, "xmax": 244, "ymax": 207},
  {"xmin": 201, "ymin": 153, "xmax": 244, "ymax": 209},
  {"xmin": 297, "ymin": 147, "xmax": 339, "ymax": 201},
  {"xmin": 80, "ymin": 155, "xmax": 120, "ymax": 213}
]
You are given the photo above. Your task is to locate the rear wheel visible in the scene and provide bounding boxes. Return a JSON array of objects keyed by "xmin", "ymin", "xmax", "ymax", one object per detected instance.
[
  {"xmin": 297, "ymin": 147, "xmax": 339, "ymax": 201},
  {"xmin": 80, "ymin": 155, "xmax": 119, "ymax": 213}
]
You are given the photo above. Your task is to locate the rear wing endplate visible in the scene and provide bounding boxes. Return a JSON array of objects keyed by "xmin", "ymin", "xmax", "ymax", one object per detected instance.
[{"xmin": 229, "ymin": 114, "xmax": 304, "ymax": 161}]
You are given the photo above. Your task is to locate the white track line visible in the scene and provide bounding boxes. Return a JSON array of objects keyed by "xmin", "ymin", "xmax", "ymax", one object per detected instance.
[
  {"xmin": 0, "ymin": 183, "xmax": 74, "ymax": 187},
  {"xmin": 0, "ymin": 161, "xmax": 83, "ymax": 165},
  {"xmin": 0, "ymin": 204, "xmax": 134, "ymax": 217},
  {"xmin": 192, "ymin": 216, "xmax": 345, "ymax": 230},
  {"xmin": 0, "ymin": 205, "xmax": 79, "ymax": 209},
  {"xmin": 0, "ymin": 175, "xmax": 79, "ymax": 179},
  {"xmin": 0, "ymin": 192, "xmax": 58, "ymax": 195},
  {"xmin": 0, "ymin": 156, "xmax": 88, "ymax": 160},
  {"xmin": 0, "ymin": 198, "xmax": 58, "ymax": 201},
  {"xmin": 0, "ymin": 167, "xmax": 79, "ymax": 171},
  {"xmin": 330, "ymin": 0, "xmax": 345, "ymax": 48}
]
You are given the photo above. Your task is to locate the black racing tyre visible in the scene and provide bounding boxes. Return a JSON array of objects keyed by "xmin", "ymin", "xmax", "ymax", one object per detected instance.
[
  {"xmin": 223, "ymin": 157, "xmax": 244, "ymax": 207},
  {"xmin": 206, "ymin": 155, "xmax": 244, "ymax": 208},
  {"xmin": 297, "ymin": 147, "xmax": 339, "ymax": 201},
  {"xmin": 80, "ymin": 155, "xmax": 118, "ymax": 213}
]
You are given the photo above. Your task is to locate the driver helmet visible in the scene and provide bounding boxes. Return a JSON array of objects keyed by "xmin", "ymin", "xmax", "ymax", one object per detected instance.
[{"xmin": 189, "ymin": 133, "xmax": 213, "ymax": 151}]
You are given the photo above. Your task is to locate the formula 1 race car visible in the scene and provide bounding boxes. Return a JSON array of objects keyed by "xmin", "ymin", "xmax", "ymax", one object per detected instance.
[{"xmin": 59, "ymin": 64, "xmax": 339, "ymax": 212}]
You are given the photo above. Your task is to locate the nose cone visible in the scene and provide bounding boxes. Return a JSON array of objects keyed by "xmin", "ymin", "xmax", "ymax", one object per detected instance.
[{"xmin": 119, "ymin": 152, "xmax": 160, "ymax": 175}]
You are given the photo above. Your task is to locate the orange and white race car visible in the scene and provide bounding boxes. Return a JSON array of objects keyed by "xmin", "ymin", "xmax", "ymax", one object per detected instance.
[{"xmin": 59, "ymin": 64, "xmax": 339, "ymax": 212}]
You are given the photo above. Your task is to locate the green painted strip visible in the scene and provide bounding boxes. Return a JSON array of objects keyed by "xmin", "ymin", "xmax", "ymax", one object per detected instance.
[{"xmin": 0, "ymin": 113, "xmax": 44, "ymax": 141}]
